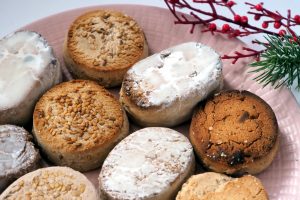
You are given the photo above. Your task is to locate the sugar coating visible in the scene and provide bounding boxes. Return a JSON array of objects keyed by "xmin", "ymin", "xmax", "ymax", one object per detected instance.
[
  {"xmin": 127, "ymin": 42, "xmax": 222, "ymax": 107},
  {"xmin": 0, "ymin": 31, "xmax": 59, "ymax": 110},
  {"xmin": 0, "ymin": 125, "xmax": 36, "ymax": 172},
  {"xmin": 99, "ymin": 127, "xmax": 194, "ymax": 199}
]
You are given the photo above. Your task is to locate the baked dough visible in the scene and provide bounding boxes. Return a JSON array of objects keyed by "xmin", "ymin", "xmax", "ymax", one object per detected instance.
[
  {"xmin": 33, "ymin": 80, "xmax": 129, "ymax": 171},
  {"xmin": 0, "ymin": 125, "xmax": 40, "ymax": 192},
  {"xmin": 190, "ymin": 90, "xmax": 279, "ymax": 175},
  {"xmin": 99, "ymin": 127, "xmax": 195, "ymax": 200},
  {"xmin": 63, "ymin": 9, "xmax": 148, "ymax": 87},
  {"xmin": 176, "ymin": 172, "xmax": 268, "ymax": 200},
  {"xmin": 0, "ymin": 167, "xmax": 99, "ymax": 200},
  {"xmin": 120, "ymin": 42, "xmax": 222, "ymax": 127},
  {"xmin": 0, "ymin": 31, "xmax": 62, "ymax": 125}
]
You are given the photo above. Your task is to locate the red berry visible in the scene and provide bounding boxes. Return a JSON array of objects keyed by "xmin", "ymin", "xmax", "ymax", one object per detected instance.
[
  {"xmin": 262, "ymin": 21, "xmax": 268, "ymax": 28},
  {"xmin": 278, "ymin": 30, "xmax": 287, "ymax": 36},
  {"xmin": 255, "ymin": 4, "xmax": 263, "ymax": 11},
  {"xmin": 293, "ymin": 36, "xmax": 298, "ymax": 42},
  {"xmin": 241, "ymin": 16, "xmax": 248, "ymax": 24},
  {"xmin": 294, "ymin": 15, "xmax": 300, "ymax": 24},
  {"xmin": 233, "ymin": 29, "xmax": 241, "ymax": 37},
  {"xmin": 274, "ymin": 21, "xmax": 281, "ymax": 29},
  {"xmin": 222, "ymin": 24, "xmax": 231, "ymax": 32},
  {"xmin": 234, "ymin": 15, "xmax": 241, "ymax": 22},
  {"xmin": 209, "ymin": 23, "xmax": 217, "ymax": 31},
  {"xmin": 226, "ymin": 1, "xmax": 235, "ymax": 7},
  {"xmin": 254, "ymin": 15, "xmax": 261, "ymax": 21}
]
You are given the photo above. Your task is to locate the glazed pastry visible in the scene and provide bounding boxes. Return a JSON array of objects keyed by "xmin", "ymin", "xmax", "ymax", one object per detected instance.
[
  {"xmin": 176, "ymin": 172, "xmax": 268, "ymax": 200},
  {"xmin": 120, "ymin": 42, "xmax": 223, "ymax": 127},
  {"xmin": 32, "ymin": 80, "xmax": 129, "ymax": 171},
  {"xmin": 0, "ymin": 31, "xmax": 62, "ymax": 125},
  {"xmin": 0, "ymin": 125, "xmax": 40, "ymax": 192},
  {"xmin": 0, "ymin": 167, "xmax": 99, "ymax": 200},
  {"xmin": 63, "ymin": 9, "xmax": 148, "ymax": 87},
  {"xmin": 99, "ymin": 127, "xmax": 195, "ymax": 200},
  {"xmin": 190, "ymin": 90, "xmax": 279, "ymax": 175}
]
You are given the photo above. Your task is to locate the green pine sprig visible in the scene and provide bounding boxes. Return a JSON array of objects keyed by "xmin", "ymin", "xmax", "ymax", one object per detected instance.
[{"xmin": 250, "ymin": 35, "xmax": 300, "ymax": 89}]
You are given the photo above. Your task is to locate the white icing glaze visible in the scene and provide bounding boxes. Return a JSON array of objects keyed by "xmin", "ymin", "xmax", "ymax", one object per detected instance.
[
  {"xmin": 0, "ymin": 125, "xmax": 27, "ymax": 171},
  {"xmin": 99, "ymin": 127, "xmax": 194, "ymax": 200},
  {"xmin": 0, "ymin": 31, "xmax": 55, "ymax": 109},
  {"xmin": 127, "ymin": 42, "xmax": 222, "ymax": 106}
]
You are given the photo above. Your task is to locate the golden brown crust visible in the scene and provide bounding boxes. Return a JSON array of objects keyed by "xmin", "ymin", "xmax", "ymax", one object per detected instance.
[
  {"xmin": 0, "ymin": 167, "xmax": 99, "ymax": 200},
  {"xmin": 176, "ymin": 172, "xmax": 268, "ymax": 200},
  {"xmin": 190, "ymin": 90, "xmax": 278, "ymax": 175},
  {"xmin": 33, "ymin": 80, "xmax": 129, "ymax": 171},
  {"xmin": 63, "ymin": 10, "xmax": 148, "ymax": 87}
]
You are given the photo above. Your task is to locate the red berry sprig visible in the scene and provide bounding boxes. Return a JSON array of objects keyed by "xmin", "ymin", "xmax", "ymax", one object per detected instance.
[{"xmin": 165, "ymin": 0, "xmax": 300, "ymax": 63}]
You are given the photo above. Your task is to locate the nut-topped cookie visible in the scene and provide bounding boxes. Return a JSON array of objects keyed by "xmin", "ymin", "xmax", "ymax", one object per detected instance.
[
  {"xmin": 190, "ymin": 90, "xmax": 278, "ymax": 175},
  {"xmin": 63, "ymin": 10, "xmax": 148, "ymax": 87},
  {"xmin": 32, "ymin": 80, "xmax": 129, "ymax": 171},
  {"xmin": 0, "ymin": 167, "xmax": 99, "ymax": 200}
]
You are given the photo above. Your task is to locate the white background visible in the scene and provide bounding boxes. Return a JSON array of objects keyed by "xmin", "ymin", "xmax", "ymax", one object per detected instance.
[{"xmin": 1, "ymin": 0, "xmax": 300, "ymax": 103}]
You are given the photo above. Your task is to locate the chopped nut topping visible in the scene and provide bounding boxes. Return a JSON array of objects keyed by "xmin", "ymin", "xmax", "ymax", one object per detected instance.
[
  {"xmin": 3, "ymin": 170, "xmax": 88, "ymax": 199},
  {"xmin": 67, "ymin": 10, "xmax": 145, "ymax": 68},
  {"xmin": 35, "ymin": 81, "xmax": 124, "ymax": 152}
]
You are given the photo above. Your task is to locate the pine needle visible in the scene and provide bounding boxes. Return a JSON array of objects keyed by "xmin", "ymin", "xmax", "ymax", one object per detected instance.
[{"xmin": 250, "ymin": 35, "xmax": 300, "ymax": 89}]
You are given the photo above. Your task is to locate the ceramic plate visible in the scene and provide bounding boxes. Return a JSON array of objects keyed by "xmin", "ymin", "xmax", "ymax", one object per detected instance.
[{"xmin": 18, "ymin": 5, "xmax": 300, "ymax": 200}]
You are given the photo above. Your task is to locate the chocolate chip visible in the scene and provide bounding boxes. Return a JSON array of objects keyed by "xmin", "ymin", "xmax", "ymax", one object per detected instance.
[
  {"xmin": 238, "ymin": 111, "xmax": 249, "ymax": 123},
  {"xmin": 228, "ymin": 151, "xmax": 245, "ymax": 166}
]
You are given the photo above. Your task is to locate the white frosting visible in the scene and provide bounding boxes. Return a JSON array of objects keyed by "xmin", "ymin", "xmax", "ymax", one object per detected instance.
[
  {"xmin": 127, "ymin": 42, "xmax": 222, "ymax": 106},
  {"xmin": 0, "ymin": 31, "xmax": 53, "ymax": 109},
  {"xmin": 99, "ymin": 127, "xmax": 194, "ymax": 200},
  {"xmin": 0, "ymin": 31, "xmax": 61, "ymax": 124}
]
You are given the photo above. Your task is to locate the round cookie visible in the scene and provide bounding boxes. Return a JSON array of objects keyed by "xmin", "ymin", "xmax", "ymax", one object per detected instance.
[
  {"xmin": 176, "ymin": 172, "xmax": 268, "ymax": 200},
  {"xmin": 0, "ymin": 31, "xmax": 62, "ymax": 125},
  {"xmin": 0, "ymin": 125, "xmax": 40, "ymax": 192},
  {"xmin": 0, "ymin": 167, "xmax": 99, "ymax": 200},
  {"xmin": 99, "ymin": 127, "xmax": 195, "ymax": 200},
  {"xmin": 190, "ymin": 90, "xmax": 278, "ymax": 175},
  {"xmin": 63, "ymin": 9, "xmax": 148, "ymax": 88},
  {"xmin": 32, "ymin": 80, "xmax": 129, "ymax": 171},
  {"xmin": 120, "ymin": 42, "xmax": 222, "ymax": 127}
]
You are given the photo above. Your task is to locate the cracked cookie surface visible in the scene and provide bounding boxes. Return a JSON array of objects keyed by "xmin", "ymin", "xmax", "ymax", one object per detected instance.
[
  {"xmin": 176, "ymin": 172, "xmax": 268, "ymax": 200},
  {"xmin": 190, "ymin": 90, "xmax": 278, "ymax": 175}
]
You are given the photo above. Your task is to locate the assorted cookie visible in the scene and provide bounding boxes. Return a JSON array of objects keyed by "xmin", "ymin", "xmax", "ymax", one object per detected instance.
[
  {"xmin": 32, "ymin": 80, "xmax": 129, "ymax": 171},
  {"xmin": 0, "ymin": 31, "xmax": 62, "ymax": 125},
  {"xmin": 190, "ymin": 90, "xmax": 279, "ymax": 175},
  {"xmin": 0, "ymin": 167, "xmax": 99, "ymax": 200},
  {"xmin": 99, "ymin": 127, "xmax": 195, "ymax": 200},
  {"xmin": 0, "ymin": 9, "xmax": 281, "ymax": 198},
  {"xmin": 0, "ymin": 125, "xmax": 41, "ymax": 192},
  {"xmin": 120, "ymin": 42, "xmax": 223, "ymax": 127},
  {"xmin": 176, "ymin": 172, "xmax": 268, "ymax": 200},
  {"xmin": 63, "ymin": 9, "xmax": 148, "ymax": 88}
]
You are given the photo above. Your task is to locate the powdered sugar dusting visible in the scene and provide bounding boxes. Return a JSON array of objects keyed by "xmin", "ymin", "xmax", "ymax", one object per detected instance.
[
  {"xmin": 127, "ymin": 42, "xmax": 222, "ymax": 107},
  {"xmin": 99, "ymin": 127, "xmax": 194, "ymax": 199},
  {"xmin": 0, "ymin": 31, "xmax": 58, "ymax": 109}
]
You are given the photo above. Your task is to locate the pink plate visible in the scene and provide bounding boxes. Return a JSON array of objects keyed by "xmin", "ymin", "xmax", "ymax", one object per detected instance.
[{"xmin": 20, "ymin": 5, "xmax": 300, "ymax": 200}]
